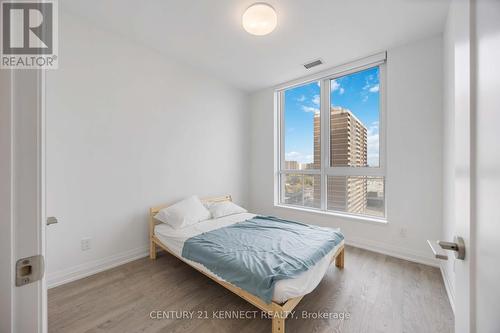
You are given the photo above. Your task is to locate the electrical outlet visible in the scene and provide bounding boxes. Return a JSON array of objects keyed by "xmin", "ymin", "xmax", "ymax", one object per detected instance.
[
  {"xmin": 81, "ymin": 238, "xmax": 91, "ymax": 251},
  {"xmin": 399, "ymin": 228, "xmax": 407, "ymax": 238}
]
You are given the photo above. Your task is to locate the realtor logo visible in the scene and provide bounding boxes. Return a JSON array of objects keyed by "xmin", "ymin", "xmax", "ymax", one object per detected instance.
[{"xmin": 1, "ymin": 0, "xmax": 58, "ymax": 69}]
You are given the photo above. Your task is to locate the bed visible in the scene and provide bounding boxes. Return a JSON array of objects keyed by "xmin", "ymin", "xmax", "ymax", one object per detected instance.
[{"xmin": 149, "ymin": 195, "xmax": 345, "ymax": 333}]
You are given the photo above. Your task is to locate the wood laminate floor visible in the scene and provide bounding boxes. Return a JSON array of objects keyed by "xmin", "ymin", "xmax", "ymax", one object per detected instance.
[{"xmin": 48, "ymin": 246, "xmax": 454, "ymax": 333}]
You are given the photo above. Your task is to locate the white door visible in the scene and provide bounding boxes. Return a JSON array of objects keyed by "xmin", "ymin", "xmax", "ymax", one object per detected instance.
[
  {"xmin": 473, "ymin": 0, "xmax": 500, "ymax": 331},
  {"xmin": 452, "ymin": 118, "xmax": 472, "ymax": 329},
  {"xmin": 0, "ymin": 69, "xmax": 47, "ymax": 333},
  {"xmin": 440, "ymin": 0, "xmax": 472, "ymax": 331},
  {"xmin": 446, "ymin": 0, "xmax": 500, "ymax": 331},
  {"xmin": 452, "ymin": 0, "xmax": 472, "ymax": 328}
]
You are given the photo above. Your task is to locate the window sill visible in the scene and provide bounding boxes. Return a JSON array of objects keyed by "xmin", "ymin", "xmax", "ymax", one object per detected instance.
[{"xmin": 273, "ymin": 204, "xmax": 388, "ymax": 225}]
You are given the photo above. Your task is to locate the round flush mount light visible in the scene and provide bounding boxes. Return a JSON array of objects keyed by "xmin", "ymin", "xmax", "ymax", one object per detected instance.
[{"xmin": 242, "ymin": 3, "xmax": 277, "ymax": 36}]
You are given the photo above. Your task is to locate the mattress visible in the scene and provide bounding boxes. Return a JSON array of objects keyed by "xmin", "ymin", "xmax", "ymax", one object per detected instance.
[{"xmin": 154, "ymin": 212, "xmax": 343, "ymax": 303}]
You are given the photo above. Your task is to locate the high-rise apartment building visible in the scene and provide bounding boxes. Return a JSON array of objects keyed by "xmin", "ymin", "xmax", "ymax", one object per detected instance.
[
  {"xmin": 313, "ymin": 112, "xmax": 321, "ymax": 169},
  {"xmin": 284, "ymin": 160, "xmax": 299, "ymax": 170},
  {"xmin": 329, "ymin": 107, "xmax": 367, "ymax": 168},
  {"xmin": 313, "ymin": 107, "xmax": 368, "ymax": 214}
]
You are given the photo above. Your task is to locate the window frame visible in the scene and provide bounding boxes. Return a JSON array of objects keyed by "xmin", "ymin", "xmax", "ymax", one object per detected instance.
[{"xmin": 275, "ymin": 53, "xmax": 387, "ymax": 221}]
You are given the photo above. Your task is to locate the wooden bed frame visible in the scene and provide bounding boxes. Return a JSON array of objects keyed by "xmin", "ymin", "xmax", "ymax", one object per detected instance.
[{"xmin": 149, "ymin": 195, "xmax": 344, "ymax": 333}]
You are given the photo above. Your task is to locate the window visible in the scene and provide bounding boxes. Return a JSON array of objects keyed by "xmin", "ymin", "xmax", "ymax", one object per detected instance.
[{"xmin": 277, "ymin": 58, "xmax": 386, "ymax": 220}]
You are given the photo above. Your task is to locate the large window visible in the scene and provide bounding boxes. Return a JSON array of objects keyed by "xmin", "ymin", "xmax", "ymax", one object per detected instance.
[{"xmin": 277, "ymin": 59, "xmax": 386, "ymax": 220}]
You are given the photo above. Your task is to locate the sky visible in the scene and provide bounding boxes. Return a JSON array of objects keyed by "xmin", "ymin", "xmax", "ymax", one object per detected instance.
[{"xmin": 284, "ymin": 66, "xmax": 380, "ymax": 167}]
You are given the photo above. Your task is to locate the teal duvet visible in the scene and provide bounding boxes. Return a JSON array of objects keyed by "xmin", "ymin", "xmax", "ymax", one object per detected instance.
[{"xmin": 181, "ymin": 215, "xmax": 344, "ymax": 303}]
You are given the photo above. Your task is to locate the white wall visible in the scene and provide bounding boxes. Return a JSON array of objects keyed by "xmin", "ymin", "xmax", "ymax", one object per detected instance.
[
  {"xmin": 46, "ymin": 11, "xmax": 249, "ymax": 286},
  {"xmin": 248, "ymin": 36, "xmax": 443, "ymax": 265}
]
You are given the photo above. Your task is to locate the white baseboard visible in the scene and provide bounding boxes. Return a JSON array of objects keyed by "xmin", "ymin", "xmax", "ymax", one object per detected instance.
[
  {"xmin": 345, "ymin": 236, "xmax": 440, "ymax": 267},
  {"xmin": 47, "ymin": 246, "xmax": 149, "ymax": 289},
  {"xmin": 439, "ymin": 262, "xmax": 456, "ymax": 313},
  {"xmin": 47, "ymin": 238, "xmax": 442, "ymax": 291}
]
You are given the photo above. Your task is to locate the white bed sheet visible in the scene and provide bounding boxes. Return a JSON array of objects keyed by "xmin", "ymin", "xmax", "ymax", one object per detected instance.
[{"xmin": 154, "ymin": 212, "xmax": 343, "ymax": 303}]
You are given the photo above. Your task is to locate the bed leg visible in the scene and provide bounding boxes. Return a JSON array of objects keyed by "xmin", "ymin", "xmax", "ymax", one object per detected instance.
[
  {"xmin": 272, "ymin": 317, "xmax": 285, "ymax": 333},
  {"xmin": 335, "ymin": 248, "xmax": 344, "ymax": 269},
  {"xmin": 150, "ymin": 240, "xmax": 157, "ymax": 260}
]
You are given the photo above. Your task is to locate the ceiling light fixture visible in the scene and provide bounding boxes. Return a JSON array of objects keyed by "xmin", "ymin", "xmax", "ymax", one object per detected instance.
[{"xmin": 242, "ymin": 3, "xmax": 277, "ymax": 36}]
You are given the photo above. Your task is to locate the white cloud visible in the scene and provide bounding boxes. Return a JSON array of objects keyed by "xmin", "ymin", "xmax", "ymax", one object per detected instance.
[
  {"xmin": 285, "ymin": 151, "xmax": 300, "ymax": 159},
  {"xmin": 362, "ymin": 95, "xmax": 369, "ymax": 102},
  {"xmin": 331, "ymin": 80, "xmax": 340, "ymax": 92},
  {"xmin": 339, "ymin": 87, "xmax": 345, "ymax": 95},
  {"xmin": 297, "ymin": 95, "xmax": 306, "ymax": 102},
  {"xmin": 367, "ymin": 121, "xmax": 379, "ymax": 167},
  {"xmin": 285, "ymin": 151, "xmax": 313, "ymax": 164},
  {"xmin": 302, "ymin": 106, "xmax": 319, "ymax": 114},
  {"xmin": 362, "ymin": 72, "xmax": 379, "ymax": 93},
  {"xmin": 312, "ymin": 94, "xmax": 320, "ymax": 106},
  {"xmin": 368, "ymin": 153, "xmax": 379, "ymax": 167},
  {"xmin": 368, "ymin": 121, "xmax": 378, "ymax": 133}
]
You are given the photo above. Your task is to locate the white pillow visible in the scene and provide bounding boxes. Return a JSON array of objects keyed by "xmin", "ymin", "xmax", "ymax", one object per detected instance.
[
  {"xmin": 154, "ymin": 196, "xmax": 211, "ymax": 229},
  {"xmin": 205, "ymin": 201, "xmax": 247, "ymax": 219}
]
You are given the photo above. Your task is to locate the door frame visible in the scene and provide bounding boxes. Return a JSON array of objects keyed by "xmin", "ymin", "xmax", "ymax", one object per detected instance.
[{"xmin": 0, "ymin": 69, "xmax": 47, "ymax": 333}]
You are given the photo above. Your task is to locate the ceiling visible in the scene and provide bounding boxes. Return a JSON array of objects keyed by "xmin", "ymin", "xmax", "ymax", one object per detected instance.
[{"xmin": 62, "ymin": 0, "xmax": 450, "ymax": 92}]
